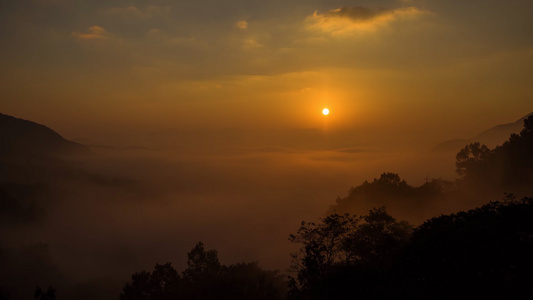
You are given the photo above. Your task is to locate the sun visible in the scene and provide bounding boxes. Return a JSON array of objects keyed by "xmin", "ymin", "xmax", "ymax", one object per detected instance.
[{"xmin": 322, "ymin": 108, "xmax": 330, "ymax": 116}]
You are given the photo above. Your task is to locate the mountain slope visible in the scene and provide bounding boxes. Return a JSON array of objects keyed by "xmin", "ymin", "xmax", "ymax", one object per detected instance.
[
  {"xmin": 0, "ymin": 113, "xmax": 88, "ymax": 158},
  {"xmin": 432, "ymin": 112, "xmax": 533, "ymax": 152}
]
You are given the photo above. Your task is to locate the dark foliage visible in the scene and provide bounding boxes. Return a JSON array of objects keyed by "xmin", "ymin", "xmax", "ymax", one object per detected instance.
[
  {"xmin": 290, "ymin": 197, "xmax": 533, "ymax": 299},
  {"xmin": 0, "ymin": 243, "xmax": 62, "ymax": 300},
  {"xmin": 456, "ymin": 115, "xmax": 533, "ymax": 190},
  {"xmin": 33, "ymin": 287, "xmax": 55, "ymax": 300},
  {"xmin": 0, "ymin": 290, "xmax": 9, "ymax": 300},
  {"xmin": 397, "ymin": 196, "xmax": 533, "ymax": 299},
  {"xmin": 120, "ymin": 262, "xmax": 179, "ymax": 300},
  {"xmin": 288, "ymin": 208, "xmax": 412, "ymax": 299},
  {"xmin": 329, "ymin": 172, "xmax": 452, "ymax": 223},
  {"xmin": 120, "ymin": 242, "xmax": 286, "ymax": 300}
]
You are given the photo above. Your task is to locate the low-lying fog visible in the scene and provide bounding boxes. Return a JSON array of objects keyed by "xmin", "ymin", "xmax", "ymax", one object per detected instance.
[{"xmin": 1, "ymin": 127, "xmax": 492, "ymax": 299}]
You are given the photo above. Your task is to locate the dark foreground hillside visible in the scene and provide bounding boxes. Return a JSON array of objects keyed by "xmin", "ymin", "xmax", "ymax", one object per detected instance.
[{"xmin": 288, "ymin": 197, "xmax": 533, "ymax": 300}]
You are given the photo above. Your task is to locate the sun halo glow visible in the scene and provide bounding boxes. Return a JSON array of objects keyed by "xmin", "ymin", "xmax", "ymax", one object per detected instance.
[{"xmin": 322, "ymin": 108, "xmax": 330, "ymax": 116}]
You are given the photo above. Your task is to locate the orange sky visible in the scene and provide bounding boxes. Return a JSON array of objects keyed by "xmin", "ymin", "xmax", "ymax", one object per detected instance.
[
  {"xmin": 2, "ymin": 1, "xmax": 533, "ymax": 286},
  {"xmin": 1, "ymin": 0, "xmax": 532, "ymax": 149}
]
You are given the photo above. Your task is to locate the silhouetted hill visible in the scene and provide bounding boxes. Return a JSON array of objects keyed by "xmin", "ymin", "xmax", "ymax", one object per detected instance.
[
  {"xmin": 328, "ymin": 173, "xmax": 453, "ymax": 224},
  {"xmin": 0, "ymin": 113, "xmax": 89, "ymax": 158},
  {"xmin": 432, "ymin": 112, "xmax": 533, "ymax": 152}
]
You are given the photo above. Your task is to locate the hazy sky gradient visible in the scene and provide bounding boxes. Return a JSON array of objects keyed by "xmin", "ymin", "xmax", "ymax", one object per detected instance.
[
  {"xmin": 2, "ymin": 3, "xmax": 533, "ymax": 297},
  {"xmin": 1, "ymin": 0, "xmax": 532, "ymax": 148}
]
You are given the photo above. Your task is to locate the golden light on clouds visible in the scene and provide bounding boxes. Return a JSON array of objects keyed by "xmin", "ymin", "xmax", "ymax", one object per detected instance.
[
  {"xmin": 235, "ymin": 20, "xmax": 248, "ymax": 30},
  {"xmin": 242, "ymin": 38, "xmax": 265, "ymax": 50},
  {"xmin": 306, "ymin": 6, "xmax": 427, "ymax": 35},
  {"xmin": 1, "ymin": 0, "xmax": 532, "ymax": 148},
  {"xmin": 72, "ymin": 25, "xmax": 107, "ymax": 40}
]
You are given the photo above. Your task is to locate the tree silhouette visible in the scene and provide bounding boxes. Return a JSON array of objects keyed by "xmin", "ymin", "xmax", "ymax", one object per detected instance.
[
  {"xmin": 397, "ymin": 196, "xmax": 533, "ymax": 299},
  {"xmin": 455, "ymin": 142, "xmax": 492, "ymax": 176},
  {"xmin": 288, "ymin": 208, "xmax": 411, "ymax": 299},
  {"xmin": 375, "ymin": 172, "xmax": 405, "ymax": 187},
  {"xmin": 120, "ymin": 263, "xmax": 179, "ymax": 300},
  {"xmin": 345, "ymin": 207, "xmax": 411, "ymax": 266},
  {"xmin": 182, "ymin": 242, "xmax": 221, "ymax": 283},
  {"xmin": 329, "ymin": 173, "xmax": 449, "ymax": 225},
  {"xmin": 455, "ymin": 115, "xmax": 533, "ymax": 190},
  {"xmin": 0, "ymin": 290, "xmax": 9, "ymax": 300},
  {"xmin": 33, "ymin": 287, "xmax": 55, "ymax": 300},
  {"xmin": 121, "ymin": 242, "xmax": 285, "ymax": 300},
  {"xmin": 179, "ymin": 242, "xmax": 222, "ymax": 300},
  {"xmin": 218, "ymin": 262, "xmax": 286, "ymax": 300},
  {"xmin": 288, "ymin": 213, "xmax": 358, "ymax": 295}
]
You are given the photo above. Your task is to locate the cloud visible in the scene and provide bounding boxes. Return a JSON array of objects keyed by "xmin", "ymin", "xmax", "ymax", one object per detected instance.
[
  {"xmin": 306, "ymin": 6, "xmax": 427, "ymax": 35},
  {"xmin": 242, "ymin": 38, "xmax": 265, "ymax": 50},
  {"xmin": 325, "ymin": 7, "xmax": 389, "ymax": 22},
  {"xmin": 72, "ymin": 25, "xmax": 107, "ymax": 40},
  {"xmin": 235, "ymin": 20, "xmax": 248, "ymax": 30}
]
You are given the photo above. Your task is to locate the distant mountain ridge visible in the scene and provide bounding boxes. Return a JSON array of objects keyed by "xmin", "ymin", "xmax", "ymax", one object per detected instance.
[
  {"xmin": 432, "ymin": 112, "xmax": 533, "ymax": 153},
  {"xmin": 0, "ymin": 113, "xmax": 88, "ymax": 158}
]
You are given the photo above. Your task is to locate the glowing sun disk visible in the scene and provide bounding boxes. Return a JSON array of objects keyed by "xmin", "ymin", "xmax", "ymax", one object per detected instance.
[{"xmin": 322, "ymin": 108, "xmax": 330, "ymax": 115}]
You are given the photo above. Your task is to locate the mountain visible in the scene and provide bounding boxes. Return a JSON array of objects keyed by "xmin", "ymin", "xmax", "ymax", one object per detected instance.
[
  {"xmin": 0, "ymin": 113, "xmax": 89, "ymax": 158},
  {"xmin": 432, "ymin": 112, "xmax": 533, "ymax": 153},
  {"xmin": 0, "ymin": 113, "xmax": 91, "ymax": 225}
]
